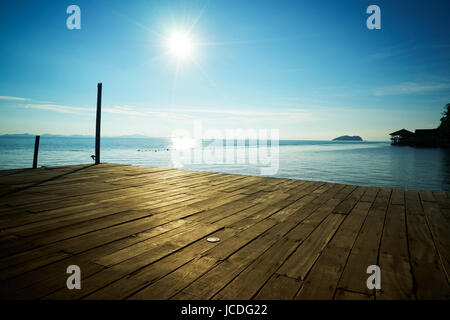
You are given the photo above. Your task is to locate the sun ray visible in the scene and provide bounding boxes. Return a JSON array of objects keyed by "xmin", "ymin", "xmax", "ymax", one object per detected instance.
[
  {"xmin": 171, "ymin": 60, "xmax": 182, "ymax": 106},
  {"xmin": 187, "ymin": 0, "xmax": 210, "ymax": 34},
  {"xmin": 108, "ymin": 8, "xmax": 167, "ymax": 41},
  {"xmin": 196, "ymin": 37, "xmax": 290, "ymax": 47},
  {"xmin": 190, "ymin": 56, "xmax": 217, "ymax": 88}
]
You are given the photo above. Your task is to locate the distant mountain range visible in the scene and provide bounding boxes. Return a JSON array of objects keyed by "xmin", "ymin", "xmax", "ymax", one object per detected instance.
[{"xmin": 0, "ymin": 133, "xmax": 156, "ymax": 139}]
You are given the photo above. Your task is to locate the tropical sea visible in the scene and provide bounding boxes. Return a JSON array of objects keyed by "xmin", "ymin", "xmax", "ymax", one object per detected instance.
[{"xmin": 0, "ymin": 136, "xmax": 449, "ymax": 192}]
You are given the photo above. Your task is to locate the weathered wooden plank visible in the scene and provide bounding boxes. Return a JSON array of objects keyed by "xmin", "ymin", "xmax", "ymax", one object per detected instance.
[
  {"xmin": 277, "ymin": 213, "xmax": 345, "ymax": 280},
  {"xmin": 406, "ymin": 193, "xmax": 450, "ymax": 299},
  {"xmin": 390, "ymin": 189, "xmax": 405, "ymax": 205},
  {"xmin": 358, "ymin": 187, "xmax": 378, "ymax": 203},
  {"xmin": 85, "ymin": 228, "xmax": 242, "ymax": 299},
  {"xmin": 335, "ymin": 289, "xmax": 372, "ymax": 300},
  {"xmin": 422, "ymin": 201, "xmax": 450, "ymax": 283},
  {"xmin": 42, "ymin": 268, "xmax": 127, "ymax": 300},
  {"xmin": 170, "ymin": 233, "xmax": 280, "ymax": 300},
  {"xmin": 285, "ymin": 198, "xmax": 341, "ymax": 242},
  {"xmin": 213, "ymin": 238, "xmax": 298, "ymax": 300},
  {"xmin": 96, "ymin": 223, "xmax": 221, "ymax": 271},
  {"xmin": 419, "ymin": 190, "xmax": 436, "ymax": 202},
  {"xmin": 129, "ymin": 256, "xmax": 219, "ymax": 300},
  {"xmin": 0, "ymin": 219, "xmax": 188, "ymax": 273},
  {"xmin": 0, "ymin": 261, "xmax": 104, "ymax": 299},
  {"xmin": 405, "ymin": 190, "xmax": 423, "ymax": 216},
  {"xmin": 295, "ymin": 201, "xmax": 372, "ymax": 299},
  {"xmin": 433, "ymin": 191, "xmax": 450, "ymax": 209},
  {"xmin": 336, "ymin": 189, "xmax": 391, "ymax": 296},
  {"xmin": 202, "ymin": 219, "xmax": 277, "ymax": 261},
  {"xmin": 377, "ymin": 201, "xmax": 415, "ymax": 300},
  {"xmin": 253, "ymin": 274, "xmax": 302, "ymax": 300},
  {"xmin": 332, "ymin": 186, "xmax": 366, "ymax": 215}
]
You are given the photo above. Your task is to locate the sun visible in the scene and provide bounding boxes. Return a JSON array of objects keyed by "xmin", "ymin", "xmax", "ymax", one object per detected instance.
[{"xmin": 167, "ymin": 31, "xmax": 194, "ymax": 61}]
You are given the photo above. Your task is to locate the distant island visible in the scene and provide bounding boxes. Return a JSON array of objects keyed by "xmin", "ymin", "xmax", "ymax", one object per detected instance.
[{"xmin": 332, "ymin": 135, "xmax": 363, "ymax": 141}]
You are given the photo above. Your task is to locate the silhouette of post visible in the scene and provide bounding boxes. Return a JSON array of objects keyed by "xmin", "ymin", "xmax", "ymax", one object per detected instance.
[
  {"xmin": 95, "ymin": 83, "xmax": 102, "ymax": 164},
  {"xmin": 32, "ymin": 135, "xmax": 40, "ymax": 169}
]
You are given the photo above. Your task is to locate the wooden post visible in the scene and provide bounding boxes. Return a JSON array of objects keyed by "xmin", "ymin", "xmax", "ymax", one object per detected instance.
[
  {"xmin": 95, "ymin": 82, "xmax": 102, "ymax": 164},
  {"xmin": 33, "ymin": 135, "xmax": 40, "ymax": 169}
]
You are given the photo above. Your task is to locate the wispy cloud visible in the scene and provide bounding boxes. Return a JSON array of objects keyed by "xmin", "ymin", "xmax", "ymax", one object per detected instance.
[
  {"xmin": 0, "ymin": 96, "xmax": 31, "ymax": 101},
  {"xmin": 22, "ymin": 103, "xmax": 193, "ymax": 119},
  {"xmin": 282, "ymin": 97, "xmax": 301, "ymax": 101},
  {"xmin": 24, "ymin": 104, "xmax": 149, "ymax": 116},
  {"xmin": 373, "ymin": 82, "xmax": 450, "ymax": 96},
  {"xmin": 103, "ymin": 106, "xmax": 194, "ymax": 119},
  {"xmin": 172, "ymin": 107, "xmax": 313, "ymax": 122},
  {"xmin": 20, "ymin": 102, "xmax": 313, "ymax": 123},
  {"xmin": 24, "ymin": 104, "xmax": 91, "ymax": 114},
  {"xmin": 363, "ymin": 42, "xmax": 450, "ymax": 64},
  {"xmin": 362, "ymin": 42, "xmax": 415, "ymax": 62},
  {"xmin": 103, "ymin": 106, "xmax": 145, "ymax": 116}
]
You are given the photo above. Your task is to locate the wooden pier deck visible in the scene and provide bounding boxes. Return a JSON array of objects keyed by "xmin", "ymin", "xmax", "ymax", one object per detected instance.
[{"xmin": 0, "ymin": 163, "xmax": 449, "ymax": 300}]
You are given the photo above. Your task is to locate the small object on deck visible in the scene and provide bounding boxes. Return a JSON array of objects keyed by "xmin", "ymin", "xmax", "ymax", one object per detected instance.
[
  {"xmin": 32, "ymin": 135, "xmax": 40, "ymax": 169},
  {"xmin": 207, "ymin": 237, "xmax": 220, "ymax": 243}
]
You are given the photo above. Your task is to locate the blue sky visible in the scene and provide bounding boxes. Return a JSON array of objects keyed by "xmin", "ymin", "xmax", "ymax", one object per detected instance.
[{"xmin": 0, "ymin": 0, "xmax": 449, "ymax": 140}]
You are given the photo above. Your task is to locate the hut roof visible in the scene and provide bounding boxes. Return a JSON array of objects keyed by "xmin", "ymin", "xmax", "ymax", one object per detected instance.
[{"xmin": 389, "ymin": 129, "xmax": 414, "ymax": 136}]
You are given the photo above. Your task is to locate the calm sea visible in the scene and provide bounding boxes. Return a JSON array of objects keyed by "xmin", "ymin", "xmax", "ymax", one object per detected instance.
[{"xmin": 0, "ymin": 136, "xmax": 449, "ymax": 191}]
